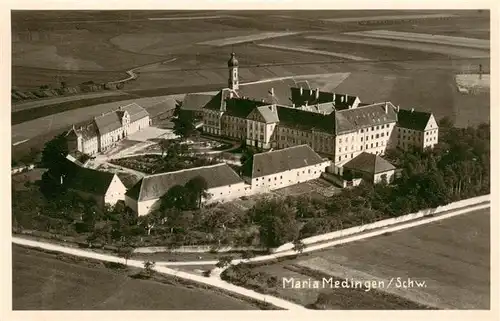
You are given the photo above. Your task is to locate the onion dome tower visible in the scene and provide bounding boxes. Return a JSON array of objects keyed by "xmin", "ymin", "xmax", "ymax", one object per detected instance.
[{"xmin": 228, "ymin": 52, "xmax": 239, "ymax": 90}]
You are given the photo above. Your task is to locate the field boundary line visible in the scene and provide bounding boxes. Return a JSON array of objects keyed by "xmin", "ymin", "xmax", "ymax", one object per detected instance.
[
  {"xmin": 156, "ymin": 201, "xmax": 489, "ymax": 267},
  {"xmin": 11, "ymin": 237, "xmax": 306, "ymax": 311}
]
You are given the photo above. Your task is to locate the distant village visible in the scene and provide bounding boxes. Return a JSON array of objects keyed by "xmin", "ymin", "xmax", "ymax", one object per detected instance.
[{"xmin": 57, "ymin": 53, "xmax": 439, "ymax": 216}]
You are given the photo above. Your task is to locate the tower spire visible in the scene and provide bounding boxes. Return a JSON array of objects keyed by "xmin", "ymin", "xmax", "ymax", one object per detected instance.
[{"xmin": 228, "ymin": 52, "xmax": 239, "ymax": 90}]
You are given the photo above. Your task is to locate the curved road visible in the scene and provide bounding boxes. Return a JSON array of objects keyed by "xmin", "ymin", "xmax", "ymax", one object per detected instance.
[{"xmin": 11, "ymin": 237, "xmax": 306, "ymax": 311}]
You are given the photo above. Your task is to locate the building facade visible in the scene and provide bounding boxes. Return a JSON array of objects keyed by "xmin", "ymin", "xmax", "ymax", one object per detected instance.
[
  {"xmin": 66, "ymin": 103, "xmax": 150, "ymax": 155},
  {"xmin": 62, "ymin": 163, "xmax": 127, "ymax": 209},
  {"xmin": 245, "ymin": 145, "xmax": 331, "ymax": 192},
  {"xmin": 201, "ymin": 53, "xmax": 439, "ymax": 173}
]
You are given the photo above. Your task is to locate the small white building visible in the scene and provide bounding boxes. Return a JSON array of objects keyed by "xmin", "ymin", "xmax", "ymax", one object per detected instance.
[
  {"xmin": 125, "ymin": 163, "xmax": 249, "ymax": 216},
  {"xmin": 245, "ymin": 144, "xmax": 331, "ymax": 192},
  {"xmin": 64, "ymin": 165, "xmax": 127, "ymax": 208},
  {"xmin": 342, "ymin": 152, "xmax": 396, "ymax": 184}
]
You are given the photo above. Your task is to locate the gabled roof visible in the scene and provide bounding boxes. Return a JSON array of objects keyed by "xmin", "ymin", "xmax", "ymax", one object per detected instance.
[
  {"xmin": 335, "ymin": 102, "xmax": 398, "ymax": 134},
  {"xmin": 94, "ymin": 111, "xmax": 123, "ymax": 135},
  {"xmin": 69, "ymin": 122, "xmax": 99, "ymax": 140},
  {"xmin": 237, "ymin": 78, "xmax": 295, "ymax": 105},
  {"xmin": 255, "ymin": 106, "xmax": 279, "ymax": 123},
  {"xmin": 182, "ymin": 93, "xmax": 215, "ymax": 111},
  {"xmin": 250, "ymin": 145, "xmax": 326, "ymax": 178},
  {"xmin": 343, "ymin": 152, "xmax": 396, "ymax": 174},
  {"xmin": 65, "ymin": 166, "xmax": 118, "ymax": 195},
  {"xmin": 276, "ymin": 105, "xmax": 337, "ymax": 133},
  {"xmin": 121, "ymin": 103, "xmax": 149, "ymax": 122},
  {"xmin": 125, "ymin": 163, "xmax": 243, "ymax": 202},
  {"xmin": 397, "ymin": 109, "xmax": 433, "ymax": 131}
]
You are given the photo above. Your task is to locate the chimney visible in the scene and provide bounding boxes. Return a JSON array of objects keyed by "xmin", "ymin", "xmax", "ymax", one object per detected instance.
[
  {"xmin": 229, "ymin": 91, "xmax": 234, "ymax": 99},
  {"xmin": 397, "ymin": 105, "xmax": 400, "ymax": 112},
  {"xmin": 345, "ymin": 94, "xmax": 348, "ymax": 101},
  {"xmin": 305, "ymin": 101, "xmax": 308, "ymax": 107},
  {"xmin": 341, "ymin": 96, "xmax": 344, "ymax": 103},
  {"xmin": 261, "ymin": 99, "xmax": 265, "ymax": 102},
  {"xmin": 270, "ymin": 87, "xmax": 275, "ymax": 96},
  {"xmin": 315, "ymin": 88, "xmax": 320, "ymax": 99},
  {"xmin": 292, "ymin": 103, "xmax": 295, "ymax": 108},
  {"xmin": 60, "ymin": 175, "xmax": 64, "ymax": 185},
  {"xmin": 411, "ymin": 108, "xmax": 414, "ymax": 113},
  {"xmin": 299, "ymin": 87, "xmax": 303, "ymax": 96},
  {"xmin": 384, "ymin": 102, "xmax": 388, "ymax": 114}
]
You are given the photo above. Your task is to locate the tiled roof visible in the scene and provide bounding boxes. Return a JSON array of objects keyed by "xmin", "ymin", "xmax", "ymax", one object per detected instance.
[
  {"xmin": 290, "ymin": 88, "xmax": 359, "ymax": 109},
  {"xmin": 222, "ymin": 97, "xmax": 269, "ymax": 118},
  {"xmin": 256, "ymin": 105, "xmax": 279, "ymax": 123},
  {"xmin": 182, "ymin": 93, "xmax": 215, "ymax": 111},
  {"xmin": 298, "ymin": 102, "xmax": 336, "ymax": 115},
  {"xmin": 397, "ymin": 109, "xmax": 432, "ymax": 131},
  {"xmin": 125, "ymin": 163, "xmax": 243, "ymax": 202},
  {"xmin": 146, "ymin": 97, "xmax": 178, "ymax": 118},
  {"xmin": 276, "ymin": 105, "xmax": 337, "ymax": 133},
  {"xmin": 69, "ymin": 122, "xmax": 98, "ymax": 140},
  {"xmin": 121, "ymin": 103, "xmax": 149, "ymax": 122},
  {"xmin": 94, "ymin": 111, "xmax": 122, "ymax": 134},
  {"xmin": 65, "ymin": 166, "xmax": 117, "ymax": 195},
  {"xmin": 250, "ymin": 145, "xmax": 326, "ymax": 178},
  {"xmin": 343, "ymin": 152, "xmax": 396, "ymax": 174},
  {"xmin": 335, "ymin": 102, "xmax": 398, "ymax": 134},
  {"xmin": 237, "ymin": 78, "xmax": 295, "ymax": 105}
]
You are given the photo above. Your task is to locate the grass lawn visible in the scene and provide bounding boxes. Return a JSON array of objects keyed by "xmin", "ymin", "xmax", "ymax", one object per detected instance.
[
  {"xmin": 12, "ymin": 245, "xmax": 258, "ymax": 310},
  {"xmin": 249, "ymin": 208, "xmax": 490, "ymax": 309}
]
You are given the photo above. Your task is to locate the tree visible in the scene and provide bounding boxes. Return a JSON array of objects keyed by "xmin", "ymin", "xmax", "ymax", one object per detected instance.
[
  {"xmin": 215, "ymin": 255, "xmax": 233, "ymax": 269},
  {"xmin": 117, "ymin": 246, "xmax": 134, "ymax": 265},
  {"xmin": 160, "ymin": 185, "xmax": 190, "ymax": 210},
  {"xmin": 159, "ymin": 139, "xmax": 171, "ymax": 157},
  {"xmin": 185, "ymin": 176, "xmax": 209, "ymax": 209},
  {"xmin": 172, "ymin": 101, "xmax": 196, "ymax": 139},
  {"xmin": 143, "ymin": 260, "xmax": 156, "ymax": 276},
  {"xmin": 41, "ymin": 133, "xmax": 69, "ymax": 173},
  {"xmin": 292, "ymin": 239, "xmax": 306, "ymax": 254},
  {"xmin": 252, "ymin": 199, "xmax": 300, "ymax": 248}
]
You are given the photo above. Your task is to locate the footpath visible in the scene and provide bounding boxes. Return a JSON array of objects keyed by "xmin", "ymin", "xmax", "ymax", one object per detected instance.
[
  {"xmin": 11, "ymin": 236, "xmax": 306, "ymax": 311},
  {"xmin": 11, "ymin": 196, "xmax": 489, "ymax": 310}
]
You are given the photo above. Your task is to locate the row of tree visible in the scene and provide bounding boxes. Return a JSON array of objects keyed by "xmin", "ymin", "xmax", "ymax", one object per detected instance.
[{"xmin": 248, "ymin": 120, "xmax": 490, "ymax": 248}]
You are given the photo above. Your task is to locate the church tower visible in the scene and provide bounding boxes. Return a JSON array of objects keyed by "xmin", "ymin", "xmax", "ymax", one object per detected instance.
[{"xmin": 228, "ymin": 52, "xmax": 239, "ymax": 90}]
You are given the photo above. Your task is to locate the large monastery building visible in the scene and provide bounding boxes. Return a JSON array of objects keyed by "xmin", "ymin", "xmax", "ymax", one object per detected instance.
[{"xmin": 201, "ymin": 52, "xmax": 439, "ymax": 174}]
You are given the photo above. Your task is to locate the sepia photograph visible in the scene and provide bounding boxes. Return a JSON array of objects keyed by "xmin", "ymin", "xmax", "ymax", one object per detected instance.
[{"xmin": 7, "ymin": 4, "xmax": 494, "ymax": 315}]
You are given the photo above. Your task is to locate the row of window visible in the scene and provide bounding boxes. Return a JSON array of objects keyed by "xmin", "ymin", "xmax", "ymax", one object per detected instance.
[{"xmin": 360, "ymin": 124, "xmax": 391, "ymax": 133}]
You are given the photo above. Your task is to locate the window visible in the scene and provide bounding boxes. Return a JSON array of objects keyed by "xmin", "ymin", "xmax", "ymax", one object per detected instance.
[
  {"xmin": 338, "ymin": 156, "xmax": 341, "ymax": 161},
  {"xmin": 361, "ymin": 137, "xmax": 363, "ymax": 141},
  {"xmin": 274, "ymin": 177, "xmax": 277, "ymax": 180},
  {"xmin": 268, "ymin": 178, "xmax": 271, "ymax": 182},
  {"xmin": 376, "ymin": 134, "xmax": 379, "ymax": 138},
  {"xmin": 376, "ymin": 142, "xmax": 378, "ymax": 147},
  {"xmin": 371, "ymin": 143, "xmax": 373, "ymax": 148},
  {"xmin": 366, "ymin": 144, "xmax": 368, "ymax": 149},
  {"xmin": 361, "ymin": 129, "xmax": 364, "ymax": 133},
  {"xmin": 339, "ymin": 138, "xmax": 342, "ymax": 143},
  {"xmin": 371, "ymin": 127, "xmax": 374, "ymax": 131}
]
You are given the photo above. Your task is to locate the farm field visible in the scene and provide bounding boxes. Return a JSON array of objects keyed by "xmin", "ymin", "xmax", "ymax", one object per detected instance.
[
  {"xmin": 12, "ymin": 245, "xmax": 257, "ymax": 310},
  {"xmin": 306, "ymin": 35, "xmax": 489, "ymax": 58},
  {"xmin": 251, "ymin": 208, "xmax": 490, "ymax": 309},
  {"xmin": 343, "ymin": 30, "xmax": 489, "ymax": 49}
]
